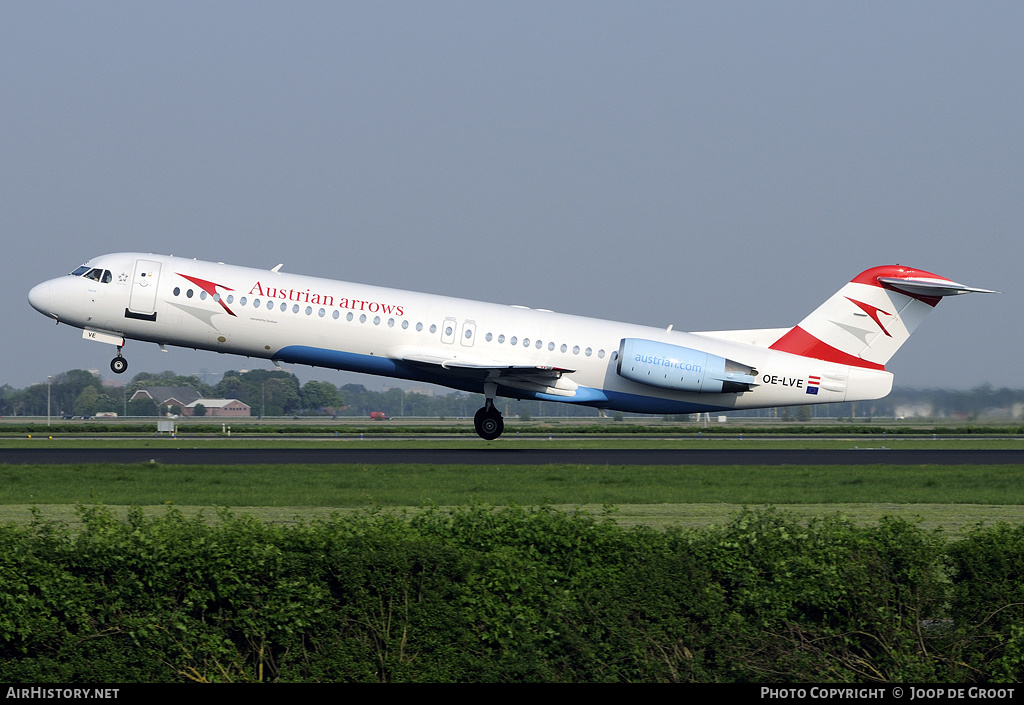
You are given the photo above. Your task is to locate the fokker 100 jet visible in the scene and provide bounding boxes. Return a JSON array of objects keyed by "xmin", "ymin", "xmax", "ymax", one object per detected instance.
[{"xmin": 29, "ymin": 254, "xmax": 993, "ymax": 439}]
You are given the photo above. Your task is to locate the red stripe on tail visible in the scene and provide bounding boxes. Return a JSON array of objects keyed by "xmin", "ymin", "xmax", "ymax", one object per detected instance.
[{"xmin": 769, "ymin": 326, "xmax": 886, "ymax": 370}]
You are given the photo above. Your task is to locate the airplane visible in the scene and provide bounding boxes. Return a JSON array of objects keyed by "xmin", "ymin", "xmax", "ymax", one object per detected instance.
[{"xmin": 28, "ymin": 253, "xmax": 993, "ymax": 439}]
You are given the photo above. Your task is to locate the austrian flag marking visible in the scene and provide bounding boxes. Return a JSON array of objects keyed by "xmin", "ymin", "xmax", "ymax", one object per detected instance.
[{"xmin": 806, "ymin": 375, "xmax": 821, "ymax": 395}]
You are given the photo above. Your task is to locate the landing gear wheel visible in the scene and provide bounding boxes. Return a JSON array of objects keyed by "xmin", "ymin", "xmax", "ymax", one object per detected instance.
[
  {"xmin": 474, "ymin": 405, "xmax": 504, "ymax": 440},
  {"xmin": 110, "ymin": 356, "xmax": 128, "ymax": 374}
]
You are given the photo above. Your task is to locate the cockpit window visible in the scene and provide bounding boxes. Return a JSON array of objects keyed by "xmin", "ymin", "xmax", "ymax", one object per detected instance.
[{"xmin": 70, "ymin": 265, "xmax": 111, "ymax": 283}]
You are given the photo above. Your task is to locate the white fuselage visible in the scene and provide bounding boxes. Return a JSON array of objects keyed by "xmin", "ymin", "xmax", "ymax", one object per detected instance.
[{"xmin": 29, "ymin": 252, "xmax": 894, "ymax": 414}]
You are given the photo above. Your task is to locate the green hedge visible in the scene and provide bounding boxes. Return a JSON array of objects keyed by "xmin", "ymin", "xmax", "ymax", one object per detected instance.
[{"xmin": 0, "ymin": 506, "xmax": 1020, "ymax": 682}]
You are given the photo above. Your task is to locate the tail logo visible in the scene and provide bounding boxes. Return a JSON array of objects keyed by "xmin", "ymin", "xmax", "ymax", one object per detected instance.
[{"xmin": 845, "ymin": 297, "xmax": 893, "ymax": 338}]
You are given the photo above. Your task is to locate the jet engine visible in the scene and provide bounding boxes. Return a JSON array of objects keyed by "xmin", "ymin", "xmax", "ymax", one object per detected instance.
[{"xmin": 616, "ymin": 338, "xmax": 758, "ymax": 394}]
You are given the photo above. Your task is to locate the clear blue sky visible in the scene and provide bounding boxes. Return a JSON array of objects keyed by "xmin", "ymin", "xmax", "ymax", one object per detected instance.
[{"xmin": 4, "ymin": 1, "xmax": 1020, "ymax": 390}]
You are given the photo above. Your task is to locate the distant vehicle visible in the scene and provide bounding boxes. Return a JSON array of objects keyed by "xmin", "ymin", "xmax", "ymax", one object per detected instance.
[
  {"xmin": 95, "ymin": 412, "xmax": 118, "ymax": 418},
  {"xmin": 29, "ymin": 253, "xmax": 994, "ymax": 439},
  {"xmin": 370, "ymin": 411, "xmax": 389, "ymax": 420}
]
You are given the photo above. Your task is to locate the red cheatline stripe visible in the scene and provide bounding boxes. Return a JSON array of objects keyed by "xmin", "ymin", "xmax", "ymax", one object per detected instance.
[{"xmin": 769, "ymin": 326, "xmax": 886, "ymax": 370}]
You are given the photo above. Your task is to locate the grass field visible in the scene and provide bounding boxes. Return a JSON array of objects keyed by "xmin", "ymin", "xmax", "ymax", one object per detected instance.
[
  {"xmin": 3, "ymin": 430, "xmax": 1022, "ymax": 533},
  {"xmin": 2, "ymin": 455, "xmax": 1023, "ymax": 533}
]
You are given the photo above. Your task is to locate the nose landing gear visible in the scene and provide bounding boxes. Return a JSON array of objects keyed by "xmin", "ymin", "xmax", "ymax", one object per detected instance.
[{"xmin": 110, "ymin": 347, "xmax": 128, "ymax": 374}]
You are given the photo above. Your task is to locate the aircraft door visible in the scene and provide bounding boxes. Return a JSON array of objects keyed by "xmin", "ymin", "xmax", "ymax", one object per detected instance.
[
  {"xmin": 441, "ymin": 316, "xmax": 457, "ymax": 344},
  {"xmin": 460, "ymin": 320, "xmax": 476, "ymax": 347},
  {"xmin": 128, "ymin": 259, "xmax": 162, "ymax": 319}
]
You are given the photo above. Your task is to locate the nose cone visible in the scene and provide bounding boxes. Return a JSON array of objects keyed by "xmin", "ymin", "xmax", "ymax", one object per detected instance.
[{"xmin": 28, "ymin": 281, "xmax": 53, "ymax": 317}]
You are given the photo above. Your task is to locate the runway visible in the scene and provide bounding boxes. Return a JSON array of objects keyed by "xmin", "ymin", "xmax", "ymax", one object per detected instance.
[{"xmin": 2, "ymin": 448, "xmax": 1023, "ymax": 466}]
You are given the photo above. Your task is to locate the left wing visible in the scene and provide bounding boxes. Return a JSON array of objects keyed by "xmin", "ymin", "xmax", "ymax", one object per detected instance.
[{"xmin": 388, "ymin": 345, "xmax": 579, "ymax": 397}]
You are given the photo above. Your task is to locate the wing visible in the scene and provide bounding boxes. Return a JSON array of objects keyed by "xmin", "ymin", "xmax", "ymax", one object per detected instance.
[
  {"xmin": 387, "ymin": 345, "xmax": 579, "ymax": 397},
  {"xmin": 690, "ymin": 327, "xmax": 790, "ymax": 348}
]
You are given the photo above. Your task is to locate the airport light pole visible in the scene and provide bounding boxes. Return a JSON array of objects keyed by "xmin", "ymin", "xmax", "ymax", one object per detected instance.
[{"xmin": 47, "ymin": 375, "xmax": 51, "ymax": 427}]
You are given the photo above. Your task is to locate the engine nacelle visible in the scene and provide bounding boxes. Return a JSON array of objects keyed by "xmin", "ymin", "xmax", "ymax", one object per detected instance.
[{"xmin": 616, "ymin": 338, "xmax": 758, "ymax": 394}]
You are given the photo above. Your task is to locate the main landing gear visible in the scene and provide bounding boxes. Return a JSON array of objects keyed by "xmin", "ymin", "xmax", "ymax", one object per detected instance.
[
  {"xmin": 110, "ymin": 347, "xmax": 128, "ymax": 374},
  {"xmin": 473, "ymin": 381, "xmax": 504, "ymax": 440},
  {"xmin": 474, "ymin": 400, "xmax": 504, "ymax": 441}
]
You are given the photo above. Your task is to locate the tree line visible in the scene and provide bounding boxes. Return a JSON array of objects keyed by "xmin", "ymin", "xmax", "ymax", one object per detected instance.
[
  {"xmin": 0, "ymin": 369, "xmax": 342, "ymax": 418},
  {"xmin": 2, "ymin": 368, "xmax": 1022, "ymax": 420}
]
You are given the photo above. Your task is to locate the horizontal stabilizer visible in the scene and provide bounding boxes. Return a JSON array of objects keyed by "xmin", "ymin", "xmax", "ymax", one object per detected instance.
[{"xmin": 877, "ymin": 277, "xmax": 998, "ymax": 298}]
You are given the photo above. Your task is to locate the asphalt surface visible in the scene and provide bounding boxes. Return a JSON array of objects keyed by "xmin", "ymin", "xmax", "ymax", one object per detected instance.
[{"xmin": 2, "ymin": 448, "xmax": 1023, "ymax": 466}]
